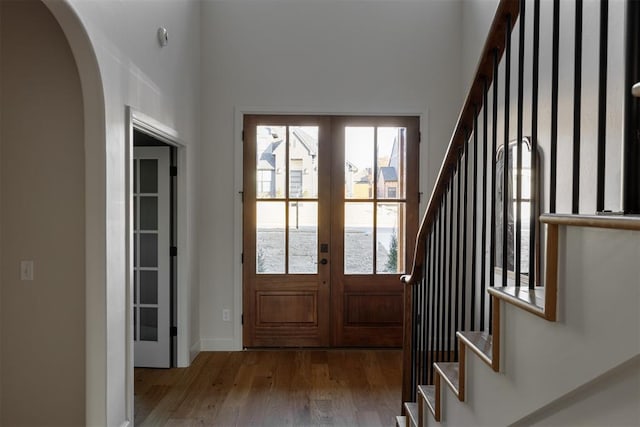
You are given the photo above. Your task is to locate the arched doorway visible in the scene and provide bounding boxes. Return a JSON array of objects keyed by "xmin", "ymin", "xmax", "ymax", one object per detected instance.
[{"xmin": 1, "ymin": 0, "xmax": 107, "ymax": 425}]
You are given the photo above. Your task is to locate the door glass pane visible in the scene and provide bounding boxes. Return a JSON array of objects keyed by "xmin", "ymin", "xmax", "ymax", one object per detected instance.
[
  {"xmin": 288, "ymin": 201, "xmax": 318, "ymax": 274},
  {"xmin": 139, "ymin": 159, "xmax": 158, "ymax": 193},
  {"xmin": 134, "ymin": 308, "xmax": 137, "ymax": 341},
  {"xmin": 257, "ymin": 126, "xmax": 286, "ymax": 198},
  {"xmin": 134, "ymin": 196, "xmax": 138, "ymax": 229},
  {"xmin": 344, "ymin": 202, "xmax": 373, "ymax": 274},
  {"xmin": 140, "ymin": 196, "xmax": 158, "ymax": 230},
  {"xmin": 134, "ymin": 271, "xmax": 138, "ymax": 304},
  {"xmin": 377, "ymin": 127, "xmax": 406, "ymax": 199},
  {"xmin": 134, "ymin": 160, "xmax": 139, "ymax": 193},
  {"xmin": 256, "ymin": 201, "xmax": 286, "ymax": 274},
  {"xmin": 140, "ymin": 307, "xmax": 158, "ymax": 341},
  {"xmin": 140, "ymin": 270, "xmax": 158, "ymax": 304},
  {"xmin": 345, "ymin": 127, "xmax": 374, "ymax": 199},
  {"xmin": 376, "ymin": 203, "xmax": 406, "ymax": 274},
  {"xmin": 289, "ymin": 126, "xmax": 318, "ymax": 199},
  {"xmin": 139, "ymin": 233, "xmax": 158, "ymax": 267}
]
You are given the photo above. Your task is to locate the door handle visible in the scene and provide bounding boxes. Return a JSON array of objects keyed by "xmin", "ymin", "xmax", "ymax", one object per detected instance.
[
  {"xmin": 633, "ymin": 82, "xmax": 640, "ymax": 98},
  {"xmin": 320, "ymin": 258, "xmax": 328, "ymax": 265}
]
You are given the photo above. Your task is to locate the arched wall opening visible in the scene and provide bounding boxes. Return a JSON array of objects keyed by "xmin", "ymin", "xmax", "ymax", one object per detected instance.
[{"xmin": 1, "ymin": 0, "xmax": 106, "ymax": 424}]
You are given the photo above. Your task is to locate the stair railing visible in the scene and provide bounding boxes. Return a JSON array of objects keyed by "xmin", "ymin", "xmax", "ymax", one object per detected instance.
[
  {"xmin": 401, "ymin": 0, "xmax": 623, "ymax": 407},
  {"xmin": 401, "ymin": 0, "xmax": 520, "ymax": 403}
]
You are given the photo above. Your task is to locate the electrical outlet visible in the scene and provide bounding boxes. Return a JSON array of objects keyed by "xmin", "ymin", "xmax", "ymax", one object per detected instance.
[{"xmin": 222, "ymin": 309, "xmax": 231, "ymax": 322}]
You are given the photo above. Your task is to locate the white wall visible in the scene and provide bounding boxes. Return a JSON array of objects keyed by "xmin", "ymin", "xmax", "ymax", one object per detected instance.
[
  {"xmin": 1, "ymin": 1, "xmax": 85, "ymax": 424},
  {"xmin": 513, "ymin": 355, "xmax": 640, "ymax": 427},
  {"xmin": 439, "ymin": 226, "xmax": 640, "ymax": 426},
  {"xmin": 45, "ymin": 0, "xmax": 202, "ymax": 425},
  {"xmin": 199, "ymin": 0, "xmax": 464, "ymax": 350},
  {"xmin": 461, "ymin": 0, "xmax": 626, "ymax": 214},
  {"xmin": 461, "ymin": 0, "xmax": 498, "ymax": 94}
]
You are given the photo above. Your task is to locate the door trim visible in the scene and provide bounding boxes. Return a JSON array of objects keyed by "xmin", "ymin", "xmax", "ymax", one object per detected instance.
[
  {"xmin": 125, "ymin": 106, "xmax": 188, "ymax": 421},
  {"xmin": 237, "ymin": 110, "xmax": 424, "ymax": 349}
]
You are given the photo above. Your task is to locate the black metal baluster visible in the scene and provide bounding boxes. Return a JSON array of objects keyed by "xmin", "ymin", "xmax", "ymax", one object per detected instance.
[
  {"xmin": 503, "ymin": 14, "xmax": 512, "ymax": 289},
  {"xmin": 463, "ymin": 120, "xmax": 470, "ymax": 333},
  {"xmin": 438, "ymin": 199, "xmax": 447, "ymax": 362},
  {"xmin": 410, "ymin": 270, "xmax": 418, "ymax": 396},
  {"xmin": 419, "ymin": 240, "xmax": 427, "ymax": 384},
  {"xmin": 447, "ymin": 180, "xmax": 454, "ymax": 362},
  {"xmin": 597, "ymin": 0, "xmax": 609, "ymax": 212},
  {"xmin": 572, "ymin": 0, "xmax": 583, "ymax": 214},
  {"xmin": 462, "ymin": 132, "xmax": 476, "ymax": 331},
  {"xmin": 455, "ymin": 152, "xmax": 462, "ymax": 360},
  {"xmin": 530, "ymin": 0, "xmax": 540, "ymax": 289},
  {"xmin": 516, "ymin": 0, "xmax": 525, "ymax": 287},
  {"xmin": 429, "ymin": 223, "xmax": 437, "ymax": 383},
  {"xmin": 489, "ymin": 49, "xmax": 499, "ymax": 292},
  {"xmin": 550, "ymin": 0, "xmax": 560, "ymax": 214},
  {"xmin": 438, "ymin": 205, "xmax": 444, "ymax": 366},
  {"xmin": 489, "ymin": 49, "xmax": 499, "ymax": 333},
  {"xmin": 417, "ymin": 259, "xmax": 423, "ymax": 385},
  {"xmin": 441, "ymin": 195, "xmax": 447, "ymax": 364},
  {"xmin": 469, "ymin": 111, "xmax": 485, "ymax": 330},
  {"xmin": 481, "ymin": 79, "xmax": 489, "ymax": 315},
  {"xmin": 425, "ymin": 232, "xmax": 432, "ymax": 384}
]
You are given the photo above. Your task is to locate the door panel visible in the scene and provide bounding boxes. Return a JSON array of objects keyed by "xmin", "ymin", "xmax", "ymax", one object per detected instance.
[
  {"xmin": 134, "ymin": 147, "xmax": 171, "ymax": 367},
  {"xmin": 243, "ymin": 115, "xmax": 418, "ymax": 348},
  {"xmin": 243, "ymin": 116, "xmax": 331, "ymax": 347},
  {"xmin": 257, "ymin": 291, "xmax": 318, "ymax": 324},
  {"xmin": 331, "ymin": 117, "xmax": 419, "ymax": 347},
  {"xmin": 343, "ymin": 293, "xmax": 404, "ymax": 325}
]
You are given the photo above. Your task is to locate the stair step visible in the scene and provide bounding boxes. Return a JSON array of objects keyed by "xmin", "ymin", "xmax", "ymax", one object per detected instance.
[
  {"xmin": 434, "ymin": 362, "xmax": 461, "ymax": 397},
  {"xmin": 418, "ymin": 384, "xmax": 439, "ymax": 422},
  {"xmin": 403, "ymin": 402, "xmax": 419, "ymax": 427},
  {"xmin": 395, "ymin": 415, "xmax": 407, "ymax": 427},
  {"xmin": 457, "ymin": 331, "xmax": 495, "ymax": 369},
  {"xmin": 488, "ymin": 285, "xmax": 547, "ymax": 319}
]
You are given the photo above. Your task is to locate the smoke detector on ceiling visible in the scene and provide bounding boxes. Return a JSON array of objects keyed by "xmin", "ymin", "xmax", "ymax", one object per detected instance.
[{"xmin": 157, "ymin": 27, "xmax": 168, "ymax": 47}]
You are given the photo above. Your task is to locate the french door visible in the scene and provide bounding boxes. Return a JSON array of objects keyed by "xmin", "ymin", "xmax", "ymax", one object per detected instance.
[
  {"xmin": 243, "ymin": 115, "xmax": 419, "ymax": 347},
  {"xmin": 133, "ymin": 147, "xmax": 171, "ymax": 367}
]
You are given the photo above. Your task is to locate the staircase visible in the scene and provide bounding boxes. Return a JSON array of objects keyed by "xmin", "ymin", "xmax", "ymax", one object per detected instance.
[{"xmin": 397, "ymin": 0, "xmax": 640, "ymax": 425}]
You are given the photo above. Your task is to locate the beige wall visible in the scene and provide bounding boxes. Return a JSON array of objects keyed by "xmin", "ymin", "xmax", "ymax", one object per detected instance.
[
  {"xmin": 0, "ymin": 0, "xmax": 85, "ymax": 425},
  {"xmin": 0, "ymin": 0, "xmax": 3, "ymax": 419}
]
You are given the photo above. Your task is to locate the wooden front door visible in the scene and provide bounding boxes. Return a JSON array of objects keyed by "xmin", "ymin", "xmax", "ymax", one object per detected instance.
[{"xmin": 243, "ymin": 115, "xmax": 419, "ymax": 348}]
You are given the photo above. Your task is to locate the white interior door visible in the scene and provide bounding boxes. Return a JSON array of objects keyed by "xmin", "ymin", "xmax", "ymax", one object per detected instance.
[{"xmin": 133, "ymin": 146, "xmax": 171, "ymax": 368}]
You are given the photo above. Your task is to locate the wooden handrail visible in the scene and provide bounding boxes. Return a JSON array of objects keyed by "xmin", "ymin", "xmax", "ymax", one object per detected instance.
[
  {"xmin": 540, "ymin": 213, "xmax": 640, "ymax": 231},
  {"xmin": 402, "ymin": 0, "xmax": 520, "ymax": 286}
]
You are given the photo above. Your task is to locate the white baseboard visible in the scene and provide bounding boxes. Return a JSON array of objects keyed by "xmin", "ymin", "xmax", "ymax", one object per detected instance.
[
  {"xmin": 189, "ymin": 340, "xmax": 201, "ymax": 363},
  {"xmin": 200, "ymin": 338, "xmax": 240, "ymax": 351}
]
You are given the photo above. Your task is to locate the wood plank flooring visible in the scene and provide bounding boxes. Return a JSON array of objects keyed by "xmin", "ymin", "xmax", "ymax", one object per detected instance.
[{"xmin": 135, "ymin": 349, "xmax": 401, "ymax": 426}]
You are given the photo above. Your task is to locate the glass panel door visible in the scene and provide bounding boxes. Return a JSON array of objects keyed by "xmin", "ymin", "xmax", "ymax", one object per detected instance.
[
  {"xmin": 331, "ymin": 116, "xmax": 419, "ymax": 347},
  {"xmin": 243, "ymin": 115, "xmax": 419, "ymax": 348},
  {"xmin": 243, "ymin": 116, "xmax": 331, "ymax": 347},
  {"xmin": 133, "ymin": 147, "xmax": 171, "ymax": 367}
]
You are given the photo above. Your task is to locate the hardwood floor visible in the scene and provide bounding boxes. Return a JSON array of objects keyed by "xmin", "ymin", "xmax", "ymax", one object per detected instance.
[{"xmin": 135, "ymin": 349, "xmax": 401, "ymax": 426}]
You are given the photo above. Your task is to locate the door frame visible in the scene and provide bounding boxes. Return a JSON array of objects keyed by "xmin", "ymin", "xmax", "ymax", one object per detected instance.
[
  {"xmin": 234, "ymin": 108, "xmax": 427, "ymax": 350},
  {"xmin": 125, "ymin": 106, "xmax": 188, "ymax": 416}
]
